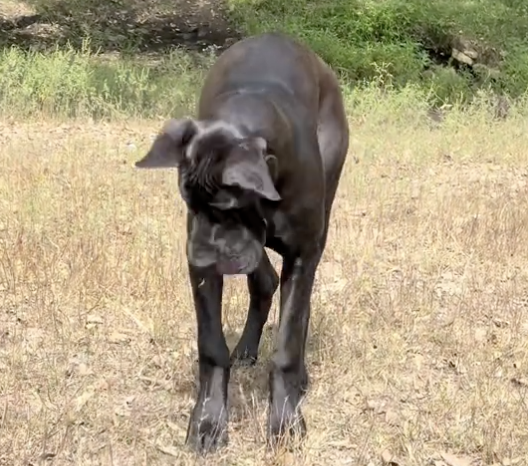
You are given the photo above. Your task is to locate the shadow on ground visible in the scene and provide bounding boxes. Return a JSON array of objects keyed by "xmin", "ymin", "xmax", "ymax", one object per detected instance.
[
  {"xmin": 0, "ymin": 0, "xmax": 242, "ymax": 54},
  {"xmin": 178, "ymin": 326, "xmax": 274, "ymax": 425}
]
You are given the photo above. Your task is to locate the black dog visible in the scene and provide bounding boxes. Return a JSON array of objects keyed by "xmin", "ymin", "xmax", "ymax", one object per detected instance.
[{"xmin": 135, "ymin": 32, "xmax": 349, "ymax": 452}]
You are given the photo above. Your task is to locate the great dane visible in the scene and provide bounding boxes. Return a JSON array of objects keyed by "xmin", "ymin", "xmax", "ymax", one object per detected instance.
[{"xmin": 135, "ymin": 32, "xmax": 349, "ymax": 452}]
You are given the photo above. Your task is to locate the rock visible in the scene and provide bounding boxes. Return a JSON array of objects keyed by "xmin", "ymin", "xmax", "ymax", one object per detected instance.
[{"xmin": 452, "ymin": 47, "xmax": 475, "ymax": 65}]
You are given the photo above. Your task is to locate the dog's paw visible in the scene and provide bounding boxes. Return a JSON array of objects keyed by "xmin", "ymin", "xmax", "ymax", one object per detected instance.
[
  {"xmin": 267, "ymin": 367, "xmax": 307, "ymax": 447},
  {"xmin": 230, "ymin": 340, "xmax": 259, "ymax": 367},
  {"xmin": 267, "ymin": 398, "xmax": 307, "ymax": 447},
  {"xmin": 230, "ymin": 346, "xmax": 258, "ymax": 367},
  {"xmin": 185, "ymin": 399, "xmax": 229, "ymax": 454}
]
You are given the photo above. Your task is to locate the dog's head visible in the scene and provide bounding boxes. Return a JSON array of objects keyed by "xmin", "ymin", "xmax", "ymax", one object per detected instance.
[{"xmin": 135, "ymin": 118, "xmax": 281, "ymax": 275}]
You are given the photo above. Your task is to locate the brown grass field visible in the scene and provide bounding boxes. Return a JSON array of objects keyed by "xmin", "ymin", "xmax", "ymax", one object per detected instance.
[{"xmin": 2, "ymin": 93, "xmax": 528, "ymax": 466}]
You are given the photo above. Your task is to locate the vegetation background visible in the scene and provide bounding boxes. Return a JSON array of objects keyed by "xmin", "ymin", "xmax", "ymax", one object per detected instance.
[{"xmin": 3, "ymin": 0, "xmax": 528, "ymax": 116}]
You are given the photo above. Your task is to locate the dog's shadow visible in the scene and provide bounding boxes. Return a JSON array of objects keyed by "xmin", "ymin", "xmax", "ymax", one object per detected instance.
[
  {"xmin": 223, "ymin": 326, "xmax": 276, "ymax": 423},
  {"xmin": 182, "ymin": 326, "xmax": 276, "ymax": 425},
  {"xmin": 186, "ymin": 320, "xmax": 321, "ymax": 423}
]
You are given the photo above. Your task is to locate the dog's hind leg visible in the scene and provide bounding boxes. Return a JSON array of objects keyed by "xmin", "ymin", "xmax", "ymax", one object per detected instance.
[{"xmin": 230, "ymin": 251, "xmax": 279, "ymax": 366}]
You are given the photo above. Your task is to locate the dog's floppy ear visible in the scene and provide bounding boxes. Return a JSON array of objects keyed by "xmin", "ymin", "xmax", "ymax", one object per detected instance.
[
  {"xmin": 135, "ymin": 118, "xmax": 198, "ymax": 169},
  {"xmin": 222, "ymin": 136, "xmax": 281, "ymax": 202}
]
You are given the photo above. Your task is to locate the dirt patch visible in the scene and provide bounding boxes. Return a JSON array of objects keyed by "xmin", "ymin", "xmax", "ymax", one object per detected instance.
[{"xmin": 0, "ymin": 0, "xmax": 241, "ymax": 53}]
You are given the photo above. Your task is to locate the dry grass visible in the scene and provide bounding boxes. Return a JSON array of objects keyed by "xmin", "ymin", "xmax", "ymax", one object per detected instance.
[
  {"xmin": 1, "ymin": 104, "xmax": 528, "ymax": 466},
  {"xmin": 0, "ymin": 0, "xmax": 34, "ymax": 18}
]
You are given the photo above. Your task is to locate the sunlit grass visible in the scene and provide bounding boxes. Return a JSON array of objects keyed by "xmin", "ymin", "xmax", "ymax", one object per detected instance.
[{"xmin": 1, "ymin": 48, "xmax": 528, "ymax": 465}]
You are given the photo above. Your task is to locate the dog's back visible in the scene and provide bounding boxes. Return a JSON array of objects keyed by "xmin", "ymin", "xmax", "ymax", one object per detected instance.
[
  {"xmin": 198, "ymin": 32, "xmax": 331, "ymax": 119},
  {"xmin": 197, "ymin": 32, "xmax": 348, "ymax": 182}
]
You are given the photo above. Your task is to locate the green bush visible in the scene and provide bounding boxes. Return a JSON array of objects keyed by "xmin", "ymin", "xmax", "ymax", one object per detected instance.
[
  {"xmin": 0, "ymin": 42, "xmax": 212, "ymax": 119},
  {"xmin": 227, "ymin": 0, "xmax": 528, "ymax": 104},
  {"xmin": 1, "ymin": 39, "xmax": 524, "ymax": 123}
]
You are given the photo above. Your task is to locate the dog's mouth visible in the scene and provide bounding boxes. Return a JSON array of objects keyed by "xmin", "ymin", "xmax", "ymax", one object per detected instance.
[
  {"xmin": 215, "ymin": 246, "xmax": 263, "ymax": 275},
  {"xmin": 216, "ymin": 259, "xmax": 249, "ymax": 275}
]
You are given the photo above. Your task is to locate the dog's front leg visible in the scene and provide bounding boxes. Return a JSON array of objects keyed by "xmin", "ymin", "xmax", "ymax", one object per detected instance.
[
  {"xmin": 185, "ymin": 263, "xmax": 230, "ymax": 453},
  {"xmin": 267, "ymin": 249, "xmax": 321, "ymax": 445}
]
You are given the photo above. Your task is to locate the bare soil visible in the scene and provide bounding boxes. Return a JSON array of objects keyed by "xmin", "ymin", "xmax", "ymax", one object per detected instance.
[{"xmin": 0, "ymin": 0, "xmax": 241, "ymax": 53}]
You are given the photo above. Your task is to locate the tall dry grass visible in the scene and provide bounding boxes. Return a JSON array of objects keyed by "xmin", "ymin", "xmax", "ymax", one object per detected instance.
[{"xmin": 1, "ymin": 50, "xmax": 528, "ymax": 465}]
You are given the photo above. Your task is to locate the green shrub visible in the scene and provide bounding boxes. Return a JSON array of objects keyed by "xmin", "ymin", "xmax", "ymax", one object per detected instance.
[
  {"xmin": 227, "ymin": 0, "xmax": 528, "ymax": 103},
  {"xmin": 0, "ymin": 42, "xmax": 211, "ymax": 119}
]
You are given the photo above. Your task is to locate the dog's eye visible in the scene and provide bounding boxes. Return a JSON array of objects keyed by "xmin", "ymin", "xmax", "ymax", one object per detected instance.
[{"xmin": 210, "ymin": 190, "xmax": 240, "ymax": 210}]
